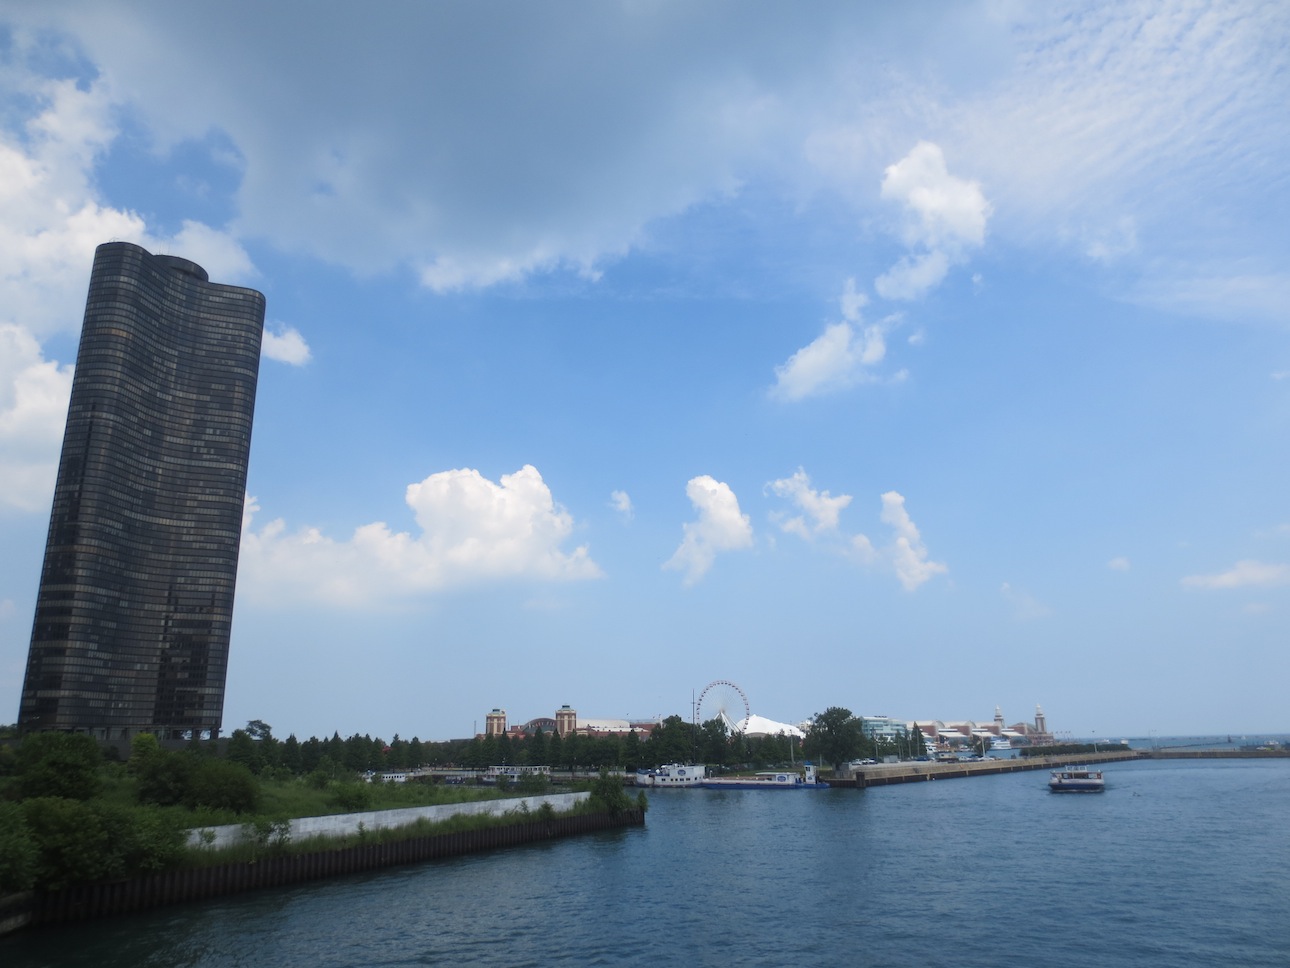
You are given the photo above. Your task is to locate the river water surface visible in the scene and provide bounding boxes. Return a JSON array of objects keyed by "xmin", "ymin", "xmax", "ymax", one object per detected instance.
[{"xmin": 5, "ymin": 758, "xmax": 1289, "ymax": 967}]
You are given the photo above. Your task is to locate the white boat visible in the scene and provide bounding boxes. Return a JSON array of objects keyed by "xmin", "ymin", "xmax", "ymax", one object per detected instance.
[
  {"xmin": 989, "ymin": 737, "xmax": 1013, "ymax": 751},
  {"xmin": 701, "ymin": 762, "xmax": 829, "ymax": 790},
  {"xmin": 1048, "ymin": 767, "xmax": 1105, "ymax": 793},
  {"xmin": 635, "ymin": 763, "xmax": 707, "ymax": 787}
]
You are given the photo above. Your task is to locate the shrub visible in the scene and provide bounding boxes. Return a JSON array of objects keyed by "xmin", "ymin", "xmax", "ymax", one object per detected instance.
[
  {"xmin": 22, "ymin": 797, "xmax": 116, "ymax": 889},
  {"xmin": 587, "ymin": 769, "xmax": 631, "ymax": 815},
  {"xmin": 136, "ymin": 751, "xmax": 196, "ymax": 807},
  {"xmin": 185, "ymin": 759, "xmax": 261, "ymax": 814},
  {"xmin": 244, "ymin": 817, "xmax": 292, "ymax": 855},
  {"xmin": 94, "ymin": 802, "xmax": 186, "ymax": 874},
  {"xmin": 330, "ymin": 782, "xmax": 373, "ymax": 812},
  {"xmin": 17, "ymin": 732, "xmax": 103, "ymax": 801},
  {"xmin": 517, "ymin": 772, "xmax": 551, "ymax": 795},
  {"xmin": 0, "ymin": 800, "xmax": 37, "ymax": 893}
]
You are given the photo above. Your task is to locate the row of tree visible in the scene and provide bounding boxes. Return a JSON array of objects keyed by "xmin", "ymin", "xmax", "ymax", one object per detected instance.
[{"xmin": 219, "ymin": 707, "xmax": 920, "ymax": 777}]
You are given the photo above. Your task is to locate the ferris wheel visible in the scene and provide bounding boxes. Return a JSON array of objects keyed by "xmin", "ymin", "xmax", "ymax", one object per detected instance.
[{"xmin": 696, "ymin": 679, "xmax": 751, "ymax": 733}]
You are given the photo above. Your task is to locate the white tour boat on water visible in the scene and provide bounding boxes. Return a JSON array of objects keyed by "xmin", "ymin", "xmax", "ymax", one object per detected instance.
[
  {"xmin": 701, "ymin": 762, "xmax": 829, "ymax": 790},
  {"xmin": 635, "ymin": 764, "xmax": 708, "ymax": 787},
  {"xmin": 1048, "ymin": 767, "xmax": 1105, "ymax": 793}
]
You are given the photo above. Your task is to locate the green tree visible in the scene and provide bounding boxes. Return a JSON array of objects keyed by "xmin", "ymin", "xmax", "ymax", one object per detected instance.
[
  {"xmin": 406, "ymin": 737, "xmax": 425, "ymax": 768},
  {"xmin": 648, "ymin": 715, "xmax": 694, "ymax": 766},
  {"xmin": 17, "ymin": 732, "xmax": 103, "ymax": 800},
  {"xmin": 529, "ymin": 727, "xmax": 548, "ymax": 767},
  {"xmin": 621, "ymin": 730, "xmax": 641, "ymax": 770},
  {"xmin": 699, "ymin": 718, "xmax": 731, "ymax": 767},
  {"xmin": 0, "ymin": 801, "xmax": 37, "ymax": 893},
  {"xmin": 185, "ymin": 758, "xmax": 260, "ymax": 813},
  {"xmin": 300, "ymin": 736, "xmax": 323, "ymax": 773},
  {"xmin": 386, "ymin": 735, "xmax": 408, "ymax": 769},
  {"xmin": 134, "ymin": 745, "xmax": 195, "ymax": 807},
  {"xmin": 588, "ymin": 768, "xmax": 631, "ymax": 814},
  {"xmin": 910, "ymin": 728, "xmax": 928, "ymax": 757},
  {"xmin": 343, "ymin": 733, "xmax": 376, "ymax": 772},
  {"xmin": 281, "ymin": 734, "xmax": 303, "ymax": 774},
  {"xmin": 22, "ymin": 797, "xmax": 116, "ymax": 889},
  {"xmin": 547, "ymin": 732, "xmax": 563, "ymax": 770},
  {"xmin": 805, "ymin": 707, "xmax": 864, "ymax": 772},
  {"xmin": 226, "ymin": 729, "xmax": 263, "ymax": 774},
  {"xmin": 326, "ymin": 731, "xmax": 345, "ymax": 765}
]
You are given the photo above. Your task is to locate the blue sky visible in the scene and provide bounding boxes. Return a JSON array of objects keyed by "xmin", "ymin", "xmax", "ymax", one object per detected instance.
[{"xmin": 1, "ymin": 1, "xmax": 1287, "ymax": 741}]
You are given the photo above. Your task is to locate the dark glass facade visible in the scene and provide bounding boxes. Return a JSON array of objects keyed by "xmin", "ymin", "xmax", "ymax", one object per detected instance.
[{"xmin": 19, "ymin": 242, "xmax": 265, "ymax": 739}]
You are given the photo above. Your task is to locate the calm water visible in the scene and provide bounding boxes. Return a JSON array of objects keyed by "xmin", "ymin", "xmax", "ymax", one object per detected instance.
[{"xmin": 6, "ymin": 758, "xmax": 1289, "ymax": 967}]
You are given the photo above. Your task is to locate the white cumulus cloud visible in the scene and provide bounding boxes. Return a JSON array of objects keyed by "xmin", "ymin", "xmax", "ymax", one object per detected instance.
[
  {"xmin": 875, "ymin": 141, "xmax": 992, "ymax": 301},
  {"xmin": 261, "ymin": 324, "xmax": 312, "ymax": 366},
  {"xmin": 610, "ymin": 489, "xmax": 633, "ymax": 520},
  {"xmin": 772, "ymin": 279, "xmax": 898, "ymax": 401},
  {"xmin": 239, "ymin": 465, "xmax": 601, "ymax": 606},
  {"xmin": 0, "ymin": 323, "xmax": 73, "ymax": 512},
  {"xmin": 0, "ymin": 75, "xmax": 254, "ymax": 340},
  {"xmin": 767, "ymin": 472, "xmax": 945, "ymax": 592},
  {"xmin": 767, "ymin": 468, "xmax": 852, "ymax": 539},
  {"xmin": 664, "ymin": 475, "xmax": 754, "ymax": 586},
  {"xmin": 878, "ymin": 490, "xmax": 949, "ymax": 591}
]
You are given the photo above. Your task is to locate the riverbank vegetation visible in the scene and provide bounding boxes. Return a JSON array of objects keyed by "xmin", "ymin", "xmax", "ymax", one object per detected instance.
[{"xmin": 0, "ymin": 726, "xmax": 641, "ymax": 895}]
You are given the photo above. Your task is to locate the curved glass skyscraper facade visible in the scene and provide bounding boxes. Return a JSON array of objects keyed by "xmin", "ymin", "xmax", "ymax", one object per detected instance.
[{"xmin": 20, "ymin": 242, "xmax": 265, "ymax": 739}]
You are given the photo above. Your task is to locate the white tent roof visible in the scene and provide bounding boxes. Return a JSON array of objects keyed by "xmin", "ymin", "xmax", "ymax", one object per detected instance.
[{"xmin": 737, "ymin": 714, "xmax": 806, "ymax": 739}]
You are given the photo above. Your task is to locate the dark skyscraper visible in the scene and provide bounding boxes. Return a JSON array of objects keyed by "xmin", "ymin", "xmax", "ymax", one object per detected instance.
[{"xmin": 19, "ymin": 242, "xmax": 265, "ymax": 739}]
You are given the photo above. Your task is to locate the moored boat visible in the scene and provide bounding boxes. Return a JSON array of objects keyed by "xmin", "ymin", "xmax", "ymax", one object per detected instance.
[
  {"xmin": 1048, "ymin": 767, "xmax": 1105, "ymax": 792},
  {"xmin": 702, "ymin": 762, "xmax": 829, "ymax": 790},
  {"xmin": 635, "ymin": 763, "xmax": 707, "ymax": 787}
]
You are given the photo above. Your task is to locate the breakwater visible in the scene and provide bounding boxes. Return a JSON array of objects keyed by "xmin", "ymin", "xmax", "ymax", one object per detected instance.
[
  {"xmin": 3, "ymin": 808, "xmax": 644, "ymax": 932},
  {"xmin": 1145, "ymin": 748, "xmax": 1290, "ymax": 759},
  {"xmin": 839, "ymin": 747, "xmax": 1288, "ymax": 787},
  {"xmin": 843, "ymin": 749, "xmax": 1142, "ymax": 788}
]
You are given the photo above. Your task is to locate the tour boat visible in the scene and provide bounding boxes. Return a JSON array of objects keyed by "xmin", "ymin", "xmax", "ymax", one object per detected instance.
[
  {"xmin": 635, "ymin": 764, "xmax": 707, "ymax": 787},
  {"xmin": 1048, "ymin": 767, "xmax": 1105, "ymax": 792},
  {"xmin": 701, "ymin": 762, "xmax": 829, "ymax": 790}
]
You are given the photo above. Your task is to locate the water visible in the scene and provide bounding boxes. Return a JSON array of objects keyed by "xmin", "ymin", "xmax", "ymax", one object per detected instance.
[{"xmin": 5, "ymin": 758, "xmax": 1289, "ymax": 967}]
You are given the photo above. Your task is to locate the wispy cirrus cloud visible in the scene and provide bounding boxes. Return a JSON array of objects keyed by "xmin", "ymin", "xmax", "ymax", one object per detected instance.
[
  {"xmin": 1181, "ymin": 560, "xmax": 1290, "ymax": 590},
  {"xmin": 1001, "ymin": 581, "xmax": 1052, "ymax": 621}
]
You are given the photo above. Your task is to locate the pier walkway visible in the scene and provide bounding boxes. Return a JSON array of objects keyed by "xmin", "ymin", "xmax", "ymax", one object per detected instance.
[{"xmin": 839, "ymin": 747, "xmax": 1285, "ymax": 788}]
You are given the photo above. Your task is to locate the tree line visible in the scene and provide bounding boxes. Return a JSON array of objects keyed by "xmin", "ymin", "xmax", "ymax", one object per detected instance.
[{"xmin": 0, "ymin": 706, "xmax": 915, "ymax": 894}]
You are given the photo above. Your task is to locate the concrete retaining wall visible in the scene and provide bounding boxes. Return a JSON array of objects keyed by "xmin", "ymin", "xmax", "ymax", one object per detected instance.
[{"xmin": 187, "ymin": 792, "xmax": 589, "ymax": 848}]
